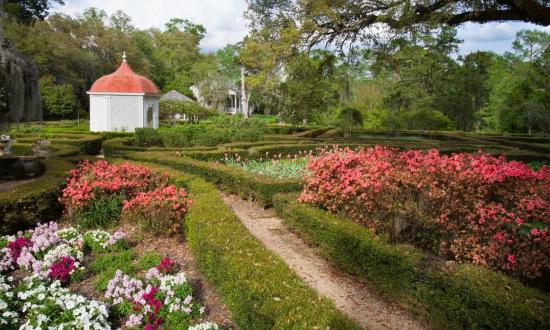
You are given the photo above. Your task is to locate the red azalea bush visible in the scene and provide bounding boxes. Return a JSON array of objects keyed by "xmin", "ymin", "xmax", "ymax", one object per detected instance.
[
  {"xmin": 60, "ymin": 160, "xmax": 167, "ymax": 213},
  {"xmin": 122, "ymin": 185, "xmax": 192, "ymax": 236},
  {"xmin": 300, "ymin": 146, "xmax": 550, "ymax": 279}
]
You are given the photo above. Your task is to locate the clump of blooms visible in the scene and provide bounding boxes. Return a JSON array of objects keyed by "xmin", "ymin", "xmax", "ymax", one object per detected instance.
[
  {"xmin": 157, "ymin": 257, "xmax": 177, "ymax": 274},
  {"xmin": 18, "ymin": 276, "xmax": 110, "ymax": 330},
  {"xmin": 300, "ymin": 146, "xmax": 550, "ymax": 278},
  {"xmin": 84, "ymin": 230, "xmax": 126, "ymax": 252},
  {"xmin": 0, "ymin": 275, "xmax": 18, "ymax": 327},
  {"xmin": 105, "ymin": 258, "xmax": 209, "ymax": 329},
  {"xmin": 123, "ymin": 185, "xmax": 192, "ymax": 236},
  {"xmin": 189, "ymin": 322, "xmax": 220, "ymax": 330},
  {"xmin": 48, "ymin": 255, "xmax": 76, "ymax": 283},
  {"xmin": 60, "ymin": 160, "xmax": 166, "ymax": 213}
]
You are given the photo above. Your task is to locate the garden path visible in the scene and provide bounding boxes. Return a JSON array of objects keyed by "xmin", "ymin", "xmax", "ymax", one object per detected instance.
[{"xmin": 221, "ymin": 193, "xmax": 426, "ymax": 330}]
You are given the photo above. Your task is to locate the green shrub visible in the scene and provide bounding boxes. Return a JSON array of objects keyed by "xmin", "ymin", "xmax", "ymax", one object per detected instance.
[
  {"xmin": 135, "ymin": 128, "xmax": 163, "ymax": 147},
  {"xmin": 0, "ymin": 159, "xmax": 73, "ymax": 235},
  {"xmin": 397, "ymin": 109, "xmax": 453, "ymax": 130},
  {"xmin": 9, "ymin": 142, "xmax": 34, "ymax": 156},
  {"xmin": 273, "ymin": 193, "xmax": 550, "ymax": 329},
  {"xmin": 76, "ymin": 194, "xmax": 124, "ymax": 229}
]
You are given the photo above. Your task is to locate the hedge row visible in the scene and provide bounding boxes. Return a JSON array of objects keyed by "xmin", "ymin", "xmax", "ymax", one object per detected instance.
[
  {"xmin": 116, "ymin": 159, "xmax": 359, "ymax": 329},
  {"xmin": 13, "ymin": 133, "xmax": 104, "ymax": 155},
  {"xmin": 0, "ymin": 158, "xmax": 74, "ymax": 235},
  {"xmin": 272, "ymin": 193, "xmax": 550, "ymax": 330},
  {"xmin": 124, "ymin": 151, "xmax": 301, "ymax": 205}
]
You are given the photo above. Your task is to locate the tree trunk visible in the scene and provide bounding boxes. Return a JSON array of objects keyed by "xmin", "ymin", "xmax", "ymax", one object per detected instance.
[{"xmin": 240, "ymin": 67, "xmax": 249, "ymax": 118}]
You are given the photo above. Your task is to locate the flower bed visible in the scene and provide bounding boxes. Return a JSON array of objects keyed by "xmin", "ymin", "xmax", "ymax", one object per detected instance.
[
  {"xmin": 0, "ymin": 222, "xmax": 219, "ymax": 329},
  {"xmin": 61, "ymin": 160, "xmax": 191, "ymax": 235},
  {"xmin": 300, "ymin": 146, "xmax": 550, "ymax": 279},
  {"xmin": 224, "ymin": 153, "xmax": 308, "ymax": 180}
]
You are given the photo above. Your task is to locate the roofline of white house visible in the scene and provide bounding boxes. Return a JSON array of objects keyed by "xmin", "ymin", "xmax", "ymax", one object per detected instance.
[{"xmin": 87, "ymin": 91, "xmax": 161, "ymax": 96}]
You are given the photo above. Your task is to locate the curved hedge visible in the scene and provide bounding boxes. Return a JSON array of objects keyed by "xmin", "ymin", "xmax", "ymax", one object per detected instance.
[
  {"xmin": 115, "ymin": 160, "xmax": 359, "ymax": 329},
  {"xmin": 0, "ymin": 158, "xmax": 74, "ymax": 234},
  {"xmin": 273, "ymin": 193, "xmax": 550, "ymax": 330}
]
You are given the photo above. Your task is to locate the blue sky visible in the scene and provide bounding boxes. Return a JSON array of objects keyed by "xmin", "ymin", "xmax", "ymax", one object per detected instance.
[{"xmin": 54, "ymin": 1, "xmax": 550, "ymax": 55}]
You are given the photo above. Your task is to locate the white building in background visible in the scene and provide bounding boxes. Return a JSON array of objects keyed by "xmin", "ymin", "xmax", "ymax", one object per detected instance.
[
  {"xmin": 87, "ymin": 53, "xmax": 160, "ymax": 132},
  {"xmin": 190, "ymin": 82, "xmax": 245, "ymax": 115}
]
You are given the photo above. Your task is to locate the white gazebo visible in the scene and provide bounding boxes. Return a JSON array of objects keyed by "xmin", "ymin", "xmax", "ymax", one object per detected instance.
[{"xmin": 87, "ymin": 53, "xmax": 160, "ymax": 132}]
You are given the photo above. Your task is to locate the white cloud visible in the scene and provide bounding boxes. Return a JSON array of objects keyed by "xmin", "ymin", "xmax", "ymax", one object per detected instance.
[
  {"xmin": 456, "ymin": 22, "xmax": 550, "ymax": 55},
  {"xmin": 52, "ymin": 0, "xmax": 249, "ymax": 52}
]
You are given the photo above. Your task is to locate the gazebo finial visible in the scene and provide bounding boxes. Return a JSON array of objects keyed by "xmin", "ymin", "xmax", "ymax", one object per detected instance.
[{"xmin": 122, "ymin": 51, "xmax": 127, "ymax": 62}]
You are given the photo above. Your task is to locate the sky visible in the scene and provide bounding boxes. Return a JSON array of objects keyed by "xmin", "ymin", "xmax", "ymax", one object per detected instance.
[{"xmin": 54, "ymin": 0, "xmax": 550, "ymax": 55}]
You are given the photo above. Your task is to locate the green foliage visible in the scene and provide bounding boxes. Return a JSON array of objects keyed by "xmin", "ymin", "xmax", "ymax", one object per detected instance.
[
  {"xmin": 0, "ymin": 159, "xmax": 72, "ymax": 235},
  {"xmin": 273, "ymin": 193, "xmax": 550, "ymax": 329},
  {"xmin": 159, "ymin": 99, "xmax": 216, "ymax": 123},
  {"xmin": 135, "ymin": 117, "xmax": 265, "ymax": 148},
  {"xmin": 90, "ymin": 250, "xmax": 137, "ymax": 290},
  {"xmin": 76, "ymin": 194, "xmax": 124, "ymax": 229},
  {"xmin": 397, "ymin": 109, "xmax": 452, "ymax": 131},
  {"xmin": 2, "ymin": 0, "xmax": 64, "ymax": 23},
  {"xmin": 337, "ymin": 106, "xmax": 363, "ymax": 137},
  {"xmin": 39, "ymin": 76, "xmax": 78, "ymax": 119},
  {"xmin": 136, "ymin": 251, "xmax": 162, "ymax": 270}
]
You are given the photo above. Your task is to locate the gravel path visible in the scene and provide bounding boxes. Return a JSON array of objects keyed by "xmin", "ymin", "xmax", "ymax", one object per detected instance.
[{"xmin": 221, "ymin": 192, "xmax": 426, "ymax": 330}]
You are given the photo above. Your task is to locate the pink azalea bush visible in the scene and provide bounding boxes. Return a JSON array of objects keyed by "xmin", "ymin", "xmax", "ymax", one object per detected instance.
[
  {"xmin": 300, "ymin": 146, "xmax": 550, "ymax": 278},
  {"xmin": 60, "ymin": 160, "xmax": 167, "ymax": 213},
  {"xmin": 122, "ymin": 185, "xmax": 192, "ymax": 236}
]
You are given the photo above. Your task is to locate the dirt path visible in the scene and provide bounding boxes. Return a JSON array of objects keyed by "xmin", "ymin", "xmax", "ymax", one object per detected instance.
[{"xmin": 221, "ymin": 193, "xmax": 425, "ymax": 330}]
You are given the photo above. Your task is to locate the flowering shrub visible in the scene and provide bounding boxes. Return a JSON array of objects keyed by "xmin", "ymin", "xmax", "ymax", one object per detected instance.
[
  {"xmin": 18, "ymin": 276, "xmax": 110, "ymax": 329},
  {"xmin": 300, "ymin": 146, "xmax": 550, "ymax": 278},
  {"xmin": 105, "ymin": 257, "xmax": 210, "ymax": 329},
  {"xmin": 60, "ymin": 160, "xmax": 167, "ymax": 218},
  {"xmin": 122, "ymin": 185, "xmax": 192, "ymax": 236}
]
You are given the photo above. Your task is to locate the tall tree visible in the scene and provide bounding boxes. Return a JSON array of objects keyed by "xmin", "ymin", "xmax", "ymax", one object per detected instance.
[{"xmin": 247, "ymin": 1, "xmax": 550, "ymax": 49}]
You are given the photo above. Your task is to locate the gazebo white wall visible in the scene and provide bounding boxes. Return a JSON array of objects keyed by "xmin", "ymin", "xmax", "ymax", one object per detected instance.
[{"xmin": 89, "ymin": 93, "xmax": 159, "ymax": 132}]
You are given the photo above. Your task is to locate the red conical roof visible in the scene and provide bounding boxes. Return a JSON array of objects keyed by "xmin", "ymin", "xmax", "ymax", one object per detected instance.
[{"xmin": 89, "ymin": 60, "xmax": 159, "ymax": 94}]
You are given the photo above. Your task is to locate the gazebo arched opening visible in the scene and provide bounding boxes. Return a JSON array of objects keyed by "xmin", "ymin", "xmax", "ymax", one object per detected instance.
[{"xmin": 146, "ymin": 105, "xmax": 154, "ymax": 128}]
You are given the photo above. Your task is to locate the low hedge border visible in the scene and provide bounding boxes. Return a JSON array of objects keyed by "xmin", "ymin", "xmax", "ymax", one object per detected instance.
[
  {"xmin": 273, "ymin": 193, "xmax": 550, "ymax": 330},
  {"xmin": 0, "ymin": 158, "xmax": 74, "ymax": 234},
  {"xmin": 115, "ymin": 159, "xmax": 359, "ymax": 329},
  {"xmin": 13, "ymin": 133, "xmax": 104, "ymax": 155},
  {"xmin": 124, "ymin": 151, "xmax": 301, "ymax": 206}
]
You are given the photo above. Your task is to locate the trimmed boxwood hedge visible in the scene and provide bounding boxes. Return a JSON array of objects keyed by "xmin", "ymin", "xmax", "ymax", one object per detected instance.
[
  {"xmin": 0, "ymin": 158, "xmax": 74, "ymax": 234},
  {"xmin": 124, "ymin": 151, "xmax": 301, "ymax": 206},
  {"xmin": 273, "ymin": 193, "xmax": 550, "ymax": 330},
  {"xmin": 114, "ymin": 159, "xmax": 359, "ymax": 329}
]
